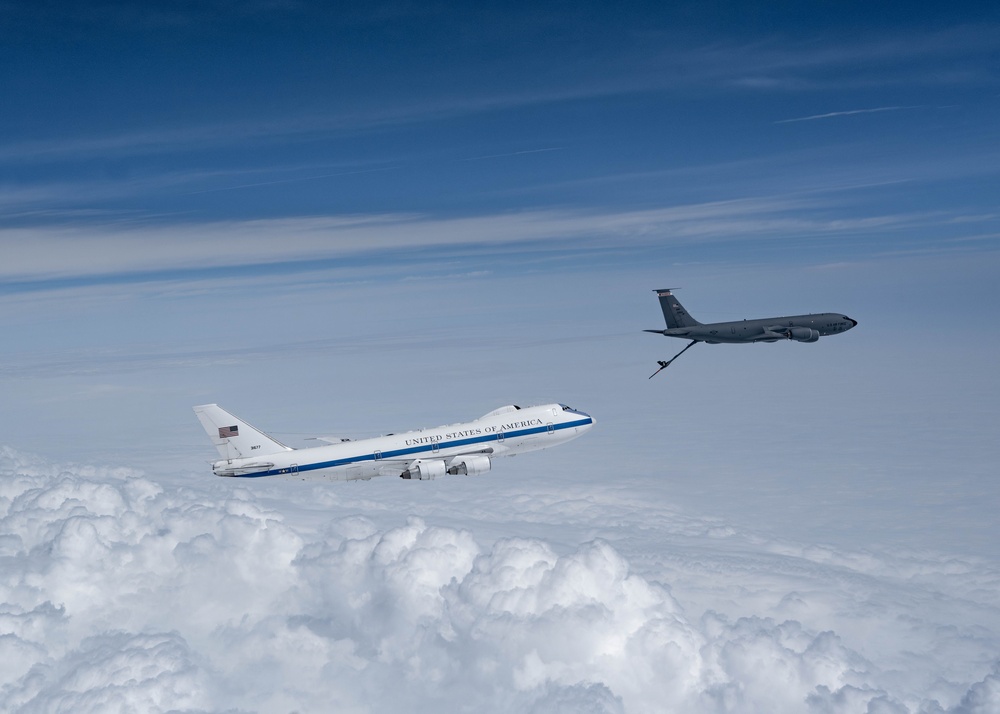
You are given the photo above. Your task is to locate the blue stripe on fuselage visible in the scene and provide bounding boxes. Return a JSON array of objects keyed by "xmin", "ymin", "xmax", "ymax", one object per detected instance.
[{"xmin": 243, "ymin": 417, "xmax": 593, "ymax": 478}]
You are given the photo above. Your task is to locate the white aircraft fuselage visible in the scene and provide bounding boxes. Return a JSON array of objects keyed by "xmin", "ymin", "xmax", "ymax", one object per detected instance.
[{"xmin": 194, "ymin": 403, "xmax": 595, "ymax": 481}]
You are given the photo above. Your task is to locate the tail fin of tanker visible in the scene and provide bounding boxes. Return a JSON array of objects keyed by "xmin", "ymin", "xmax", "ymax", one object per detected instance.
[{"xmin": 644, "ymin": 288, "xmax": 702, "ymax": 333}]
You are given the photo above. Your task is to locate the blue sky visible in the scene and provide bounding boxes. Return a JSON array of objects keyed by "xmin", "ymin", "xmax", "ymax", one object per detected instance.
[
  {"xmin": 4, "ymin": 3, "xmax": 999, "ymax": 235},
  {"xmin": 1, "ymin": 3, "xmax": 1000, "ymax": 712}
]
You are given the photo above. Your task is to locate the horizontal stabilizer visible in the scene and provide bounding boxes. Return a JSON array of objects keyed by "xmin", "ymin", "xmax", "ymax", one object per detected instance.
[{"xmin": 214, "ymin": 462, "xmax": 275, "ymax": 477}]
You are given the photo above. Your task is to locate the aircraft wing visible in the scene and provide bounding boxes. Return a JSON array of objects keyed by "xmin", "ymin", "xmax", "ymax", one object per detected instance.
[
  {"xmin": 377, "ymin": 447, "xmax": 494, "ymax": 463},
  {"xmin": 396, "ymin": 449, "xmax": 495, "ymax": 479}
]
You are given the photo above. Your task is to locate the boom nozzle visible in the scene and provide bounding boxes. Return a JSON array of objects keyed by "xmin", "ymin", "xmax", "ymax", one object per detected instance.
[{"xmin": 647, "ymin": 340, "xmax": 699, "ymax": 380}]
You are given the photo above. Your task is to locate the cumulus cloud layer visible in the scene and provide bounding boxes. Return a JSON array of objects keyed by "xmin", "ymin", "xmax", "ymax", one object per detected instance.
[{"xmin": 1, "ymin": 448, "xmax": 997, "ymax": 713}]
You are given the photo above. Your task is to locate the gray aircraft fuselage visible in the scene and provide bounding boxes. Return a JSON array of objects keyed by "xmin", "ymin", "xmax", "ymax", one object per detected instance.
[{"xmin": 647, "ymin": 289, "xmax": 857, "ymax": 344}]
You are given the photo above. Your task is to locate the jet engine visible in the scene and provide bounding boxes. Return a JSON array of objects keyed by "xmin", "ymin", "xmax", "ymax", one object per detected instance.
[
  {"xmin": 788, "ymin": 327, "xmax": 820, "ymax": 343},
  {"xmin": 400, "ymin": 459, "xmax": 446, "ymax": 480},
  {"xmin": 447, "ymin": 455, "xmax": 492, "ymax": 476}
]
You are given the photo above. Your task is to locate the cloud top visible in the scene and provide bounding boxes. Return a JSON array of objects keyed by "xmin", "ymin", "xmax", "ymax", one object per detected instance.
[{"xmin": 0, "ymin": 448, "xmax": 998, "ymax": 713}]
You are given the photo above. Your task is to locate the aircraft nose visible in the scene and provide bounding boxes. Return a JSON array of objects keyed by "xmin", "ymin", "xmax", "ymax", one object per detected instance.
[{"xmin": 849, "ymin": 317, "xmax": 858, "ymax": 327}]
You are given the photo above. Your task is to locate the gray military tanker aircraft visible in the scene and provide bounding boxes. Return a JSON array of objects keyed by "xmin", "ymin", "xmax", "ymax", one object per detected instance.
[{"xmin": 645, "ymin": 288, "xmax": 857, "ymax": 378}]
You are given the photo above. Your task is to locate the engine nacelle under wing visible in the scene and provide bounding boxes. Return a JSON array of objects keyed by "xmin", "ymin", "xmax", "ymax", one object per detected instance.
[
  {"xmin": 400, "ymin": 459, "xmax": 446, "ymax": 480},
  {"xmin": 789, "ymin": 327, "xmax": 820, "ymax": 342},
  {"xmin": 447, "ymin": 455, "xmax": 491, "ymax": 476}
]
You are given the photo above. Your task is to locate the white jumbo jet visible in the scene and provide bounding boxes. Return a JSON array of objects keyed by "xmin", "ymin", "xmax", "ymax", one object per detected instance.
[{"xmin": 194, "ymin": 402, "xmax": 595, "ymax": 480}]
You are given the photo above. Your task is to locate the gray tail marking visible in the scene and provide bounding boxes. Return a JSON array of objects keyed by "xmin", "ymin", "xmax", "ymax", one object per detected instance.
[{"xmin": 654, "ymin": 288, "xmax": 702, "ymax": 328}]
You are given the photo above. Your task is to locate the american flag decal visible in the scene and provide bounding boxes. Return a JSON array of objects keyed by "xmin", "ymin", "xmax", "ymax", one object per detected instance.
[{"xmin": 219, "ymin": 425, "xmax": 239, "ymax": 438}]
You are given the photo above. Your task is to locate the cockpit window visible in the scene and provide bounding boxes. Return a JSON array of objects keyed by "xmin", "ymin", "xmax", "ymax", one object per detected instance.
[{"xmin": 561, "ymin": 404, "xmax": 573, "ymax": 411}]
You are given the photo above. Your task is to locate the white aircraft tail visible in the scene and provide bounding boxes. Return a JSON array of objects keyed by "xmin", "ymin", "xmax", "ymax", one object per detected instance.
[{"xmin": 193, "ymin": 404, "xmax": 293, "ymax": 460}]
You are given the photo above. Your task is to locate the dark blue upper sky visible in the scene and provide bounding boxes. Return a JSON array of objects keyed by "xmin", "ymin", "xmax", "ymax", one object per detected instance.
[{"xmin": 1, "ymin": 1, "xmax": 998, "ymax": 286}]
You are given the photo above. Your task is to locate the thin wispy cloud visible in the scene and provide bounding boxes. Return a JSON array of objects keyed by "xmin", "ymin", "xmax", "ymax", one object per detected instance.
[
  {"xmin": 0, "ymin": 199, "xmax": 940, "ymax": 287},
  {"xmin": 775, "ymin": 106, "xmax": 919, "ymax": 124},
  {"xmin": 458, "ymin": 147, "xmax": 564, "ymax": 162},
  {"xmin": 184, "ymin": 165, "xmax": 401, "ymax": 195}
]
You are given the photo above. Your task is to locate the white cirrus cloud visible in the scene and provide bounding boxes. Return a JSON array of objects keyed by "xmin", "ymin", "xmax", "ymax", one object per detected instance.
[{"xmin": 0, "ymin": 200, "xmax": 932, "ymax": 285}]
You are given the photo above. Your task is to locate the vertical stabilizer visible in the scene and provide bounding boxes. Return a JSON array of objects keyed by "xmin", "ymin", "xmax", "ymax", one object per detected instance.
[
  {"xmin": 654, "ymin": 288, "xmax": 702, "ymax": 328},
  {"xmin": 193, "ymin": 404, "xmax": 293, "ymax": 460}
]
